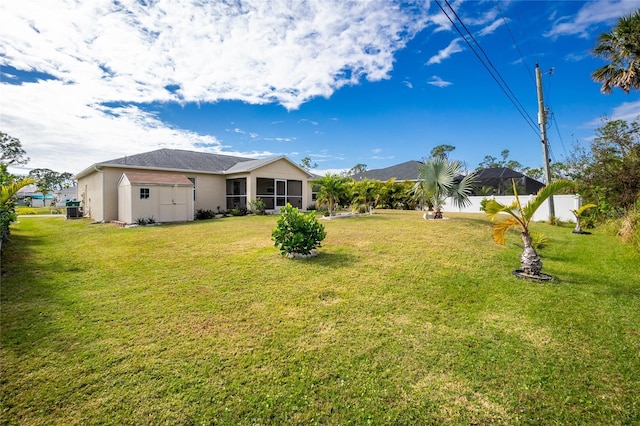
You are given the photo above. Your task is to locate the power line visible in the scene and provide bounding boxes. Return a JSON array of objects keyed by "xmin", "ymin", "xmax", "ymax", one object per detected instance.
[
  {"xmin": 435, "ymin": 0, "xmax": 540, "ymax": 137},
  {"xmin": 493, "ymin": 0, "xmax": 535, "ymax": 84}
]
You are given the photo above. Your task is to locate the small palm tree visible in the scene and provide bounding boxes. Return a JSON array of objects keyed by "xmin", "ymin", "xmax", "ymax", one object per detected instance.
[
  {"xmin": 1, "ymin": 177, "xmax": 36, "ymax": 242},
  {"xmin": 414, "ymin": 157, "xmax": 476, "ymax": 219},
  {"xmin": 571, "ymin": 203, "xmax": 597, "ymax": 234},
  {"xmin": 313, "ymin": 173, "xmax": 349, "ymax": 217},
  {"xmin": 350, "ymin": 179, "xmax": 379, "ymax": 214},
  {"xmin": 484, "ymin": 179, "xmax": 574, "ymax": 278}
]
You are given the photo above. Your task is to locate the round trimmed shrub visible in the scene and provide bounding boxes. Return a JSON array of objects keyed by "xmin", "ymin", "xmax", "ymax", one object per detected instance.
[{"xmin": 272, "ymin": 203, "xmax": 326, "ymax": 257}]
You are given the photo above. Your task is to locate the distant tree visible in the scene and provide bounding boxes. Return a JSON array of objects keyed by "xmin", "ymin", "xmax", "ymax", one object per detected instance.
[
  {"xmin": 591, "ymin": 9, "xmax": 640, "ymax": 94},
  {"xmin": 478, "ymin": 155, "xmax": 500, "ymax": 169},
  {"xmin": 1, "ymin": 132, "xmax": 29, "ymax": 166},
  {"xmin": 478, "ymin": 149, "xmax": 525, "ymax": 172},
  {"xmin": 430, "ymin": 144, "xmax": 456, "ymax": 160},
  {"xmin": 299, "ymin": 156, "xmax": 317, "ymax": 171},
  {"xmin": 347, "ymin": 163, "xmax": 368, "ymax": 176},
  {"xmin": 573, "ymin": 116, "xmax": 640, "ymax": 215},
  {"xmin": 28, "ymin": 168, "xmax": 74, "ymax": 207}
]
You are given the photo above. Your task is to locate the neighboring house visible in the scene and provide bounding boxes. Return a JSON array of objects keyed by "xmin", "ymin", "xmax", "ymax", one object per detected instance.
[
  {"xmin": 74, "ymin": 148, "xmax": 313, "ymax": 223},
  {"xmin": 16, "ymin": 185, "xmax": 78, "ymax": 207},
  {"xmin": 352, "ymin": 160, "xmax": 423, "ymax": 182},
  {"xmin": 471, "ymin": 167, "xmax": 544, "ymax": 196},
  {"xmin": 352, "ymin": 161, "xmax": 544, "ymax": 196}
]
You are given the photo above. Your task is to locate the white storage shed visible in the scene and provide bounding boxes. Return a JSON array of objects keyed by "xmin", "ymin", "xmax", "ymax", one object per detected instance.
[{"xmin": 118, "ymin": 172, "xmax": 194, "ymax": 224}]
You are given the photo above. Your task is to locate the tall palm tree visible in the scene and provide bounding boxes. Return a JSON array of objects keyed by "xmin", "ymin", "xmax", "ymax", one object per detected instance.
[
  {"xmin": 484, "ymin": 179, "xmax": 574, "ymax": 278},
  {"xmin": 413, "ymin": 157, "xmax": 476, "ymax": 219},
  {"xmin": 592, "ymin": 9, "xmax": 640, "ymax": 94},
  {"xmin": 313, "ymin": 173, "xmax": 349, "ymax": 217}
]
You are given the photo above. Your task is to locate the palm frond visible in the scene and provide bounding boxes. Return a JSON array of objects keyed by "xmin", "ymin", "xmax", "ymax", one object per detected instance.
[
  {"xmin": 492, "ymin": 217, "xmax": 521, "ymax": 245},
  {"xmin": 522, "ymin": 180, "xmax": 575, "ymax": 222},
  {"xmin": 448, "ymin": 171, "xmax": 478, "ymax": 208},
  {"xmin": 483, "ymin": 199, "xmax": 520, "ymax": 221},
  {"xmin": 572, "ymin": 203, "xmax": 597, "ymax": 218},
  {"xmin": 1, "ymin": 178, "xmax": 36, "ymax": 205}
]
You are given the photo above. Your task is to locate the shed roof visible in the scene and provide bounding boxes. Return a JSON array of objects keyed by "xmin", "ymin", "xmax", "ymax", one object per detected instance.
[{"xmin": 121, "ymin": 172, "xmax": 193, "ymax": 186}]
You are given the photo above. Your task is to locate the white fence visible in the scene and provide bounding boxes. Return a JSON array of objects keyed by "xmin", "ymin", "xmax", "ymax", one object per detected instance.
[{"xmin": 444, "ymin": 194, "xmax": 582, "ymax": 222}]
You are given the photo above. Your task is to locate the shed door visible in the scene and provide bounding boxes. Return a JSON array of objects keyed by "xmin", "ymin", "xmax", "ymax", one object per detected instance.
[{"xmin": 159, "ymin": 186, "xmax": 189, "ymax": 222}]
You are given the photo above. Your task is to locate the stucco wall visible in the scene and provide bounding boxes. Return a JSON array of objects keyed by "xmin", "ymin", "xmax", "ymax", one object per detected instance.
[
  {"xmin": 77, "ymin": 171, "xmax": 105, "ymax": 221},
  {"xmin": 190, "ymin": 173, "xmax": 226, "ymax": 212},
  {"xmin": 240, "ymin": 159, "xmax": 312, "ymax": 210}
]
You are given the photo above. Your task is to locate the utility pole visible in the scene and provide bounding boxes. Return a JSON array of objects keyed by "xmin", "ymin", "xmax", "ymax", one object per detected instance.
[{"xmin": 535, "ymin": 63, "xmax": 555, "ymax": 220}]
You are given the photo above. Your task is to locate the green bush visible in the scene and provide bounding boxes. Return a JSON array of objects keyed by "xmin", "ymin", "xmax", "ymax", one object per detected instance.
[
  {"xmin": 272, "ymin": 203, "xmax": 326, "ymax": 257},
  {"xmin": 195, "ymin": 209, "xmax": 216, "ymax": 220},
  {"xmin": 249, "ymin": 198, "xmax": 266, "ymax": 215}
]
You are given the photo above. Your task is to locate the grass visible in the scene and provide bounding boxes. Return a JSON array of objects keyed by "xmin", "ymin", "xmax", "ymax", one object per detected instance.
[
  {"xmin": 15, "ymin": 206, "xmax": 65, "ymax": 215},
  {"xmin": 1, "ymin": 210, "xmax": 639, "ymax": 425}
]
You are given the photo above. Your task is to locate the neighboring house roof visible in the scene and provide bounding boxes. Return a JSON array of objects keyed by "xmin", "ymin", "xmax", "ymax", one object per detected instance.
[
  {"xmin": 75, "ymin": 148, "xmax": 310, "ymax": 179},
  {"xmin": 16, "ymin": 184, "xmax": 77, "ymax": 197},
  {"xmin": 121, "ymin": 172, "xmax": 194, "ymax": 186},
  {"xmin": 473, "ymin": 167, "xmax": 528, "ymax": 179},
  {"xmin": 352, "ymin": 160, "xmax": 423, "ymax": 181}
]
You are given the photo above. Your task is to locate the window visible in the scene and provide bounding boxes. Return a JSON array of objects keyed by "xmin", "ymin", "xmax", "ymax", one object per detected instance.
[
  {"xmin": 226, "ymin": 178, "xmax": 247, "ymax": 209},
  {"xmin": 255, "ymin": 178, "xmax": 303, "ymax": 209},
  {"xmin": 286, "ymin": 180, "xmax": 303, "ymax": 208},
  {"xmin": 140, "ymin": 188, "xmax": 150, "ymax": 199}
]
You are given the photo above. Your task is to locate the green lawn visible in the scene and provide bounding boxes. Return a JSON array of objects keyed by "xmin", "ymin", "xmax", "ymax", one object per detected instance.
[{"xmin": 1, "ymin": 210, "xmax": 639, "ymax": 425}]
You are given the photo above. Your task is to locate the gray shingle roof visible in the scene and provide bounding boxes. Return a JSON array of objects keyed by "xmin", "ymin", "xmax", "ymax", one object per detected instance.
[
  {"xmin": 98, "ymin": 148, "xmax": 252, "ymax": 173},
  {"xmin": 352, "ymin": 160, "xmax": 423, "ymax": 181}
]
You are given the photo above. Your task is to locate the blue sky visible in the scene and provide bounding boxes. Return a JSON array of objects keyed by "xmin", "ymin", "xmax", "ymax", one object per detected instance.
[{"xmin": 1, "ymin": 0, "xmax": 639, "ymax": 176}]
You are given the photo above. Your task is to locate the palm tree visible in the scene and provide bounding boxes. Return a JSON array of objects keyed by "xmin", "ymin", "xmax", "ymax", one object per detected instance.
[
  {"xmin": 313, "ymin": 173, "xmax": 349, "ymax": 217},
  {"xmin": 413, "ymin": 157, "xmax": 476, "ymax": 219},
  {"xmin": 571, "ymin": 203, "xmax": 597, "ymax": 234},
  {"xmin": 484, "ymin": 179, "xmax": 574, "ymax": 278},
  {"xmin": 350, "ymin": 179, "xmax": 379, "ymax": 214},
  {"xmin": 592, "ymin": 9, "xmax": 640, "ymax": 94},
  {"xmin": 1, "ymin": 177, "xmax": 36, "ymax": 242}
]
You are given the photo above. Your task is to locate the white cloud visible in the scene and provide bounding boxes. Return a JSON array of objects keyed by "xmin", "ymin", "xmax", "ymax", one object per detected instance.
[
  {"xmin": 427, "ymin": 75, "xmax": 453, "ymax": 88},
  {"xmin": 611, "ymin": 100, "xmax": 640, "ymax": 122},
  {"xmin": 477, "ymin": 19, "xmax": 505, "ymax": 37},
  {"xmin": 0, "ymin": 0, "xmax": 430, "ymax": 173},
  {"xmin": 427, "ymin": 37, "xmax": 464, "ymax": 65},
  {"xmin": 545, "ymin": 0, "xmax": 639, "ymax": 38}
]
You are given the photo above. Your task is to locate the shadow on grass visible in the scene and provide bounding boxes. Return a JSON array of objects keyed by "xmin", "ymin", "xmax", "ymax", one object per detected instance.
[{"xmin": 312, "ymin": 251, "xmax": 358, "ymax": 268}]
